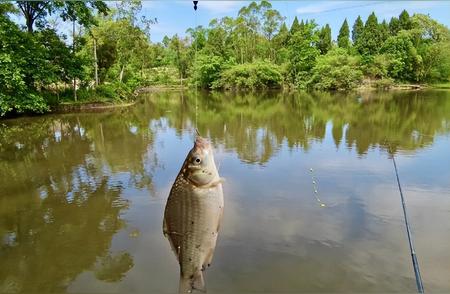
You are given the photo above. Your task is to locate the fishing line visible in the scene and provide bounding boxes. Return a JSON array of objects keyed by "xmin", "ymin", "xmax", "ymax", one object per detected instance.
[
  {"xmin": 388, "ymin": 143, "xmax": 424, "ymax": 293},
  {"xmin": 309, "ymin": 168, "xmax": 326, "ymax": 207},
  {"xmin": 193, "ymin": 1, "xmax": 199, "ymax": 135}
]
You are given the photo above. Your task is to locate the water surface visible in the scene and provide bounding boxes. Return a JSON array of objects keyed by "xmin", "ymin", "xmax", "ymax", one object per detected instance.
[{"xmin": 1, "ymin": 90, "xmax": 450, "ymax": 293}]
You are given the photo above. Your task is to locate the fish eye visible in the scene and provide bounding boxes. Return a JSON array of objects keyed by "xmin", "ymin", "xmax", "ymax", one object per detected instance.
[{"xmin": 194, "ymin": 157, "xmax": 201, "ymax": 164}]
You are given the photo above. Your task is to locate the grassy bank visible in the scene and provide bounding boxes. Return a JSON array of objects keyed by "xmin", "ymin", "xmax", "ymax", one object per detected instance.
[{"xmin": 430, "ymin": 82, "xmax": 450, "ymax": 89}]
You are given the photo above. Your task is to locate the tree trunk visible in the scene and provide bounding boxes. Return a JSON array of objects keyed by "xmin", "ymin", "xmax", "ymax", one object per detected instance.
[
  {"xmin": 19, "ymin": 2, "xmax": 34, "ymax": 33},
  {"xmin": 73, "ymin": 20, "xmax": 77, "ymax": 101},
  {"xmin": 119, "ymin": 64, "xmax": 125, "ymax": 82},
  {"xmin": 93, "ymin": 37, "xmax": 99, "ymax": 87},
  {"xmin": 26, "ymin": 15, "xmax": 33, "ymax": 33}
]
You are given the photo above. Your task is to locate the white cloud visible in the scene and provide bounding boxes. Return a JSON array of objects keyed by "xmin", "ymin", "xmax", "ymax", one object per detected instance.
[
  {"xmin": 296, "ymin": 1, "xmax": 347, "ymax": 15},
  {"xmin": 374, "ymin": 1, "xmax": 440, "ymax": 20},
  {"xmin": 295, "ymin": 1, "xmax": 441, "ymax": 17},
  {"xmin": 296, "ymin": 1, "xmax": 381, "ymax": 15}
]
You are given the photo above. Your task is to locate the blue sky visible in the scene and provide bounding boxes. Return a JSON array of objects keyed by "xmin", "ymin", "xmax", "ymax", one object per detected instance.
[{"xmin": 139, "ymin": 1, "xmax": 450, "ymax": 42}]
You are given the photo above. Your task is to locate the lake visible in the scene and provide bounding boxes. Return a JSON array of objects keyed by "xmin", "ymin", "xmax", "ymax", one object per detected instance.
[{"xmin": 1, "ymin": 90, "xmax": 450, "ymax": 293}]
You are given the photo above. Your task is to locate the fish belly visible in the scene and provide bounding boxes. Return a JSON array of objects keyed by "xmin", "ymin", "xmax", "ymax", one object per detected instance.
[{"xmin": 164, "ymin": 181, "xmax": 224, "ymax": 278}]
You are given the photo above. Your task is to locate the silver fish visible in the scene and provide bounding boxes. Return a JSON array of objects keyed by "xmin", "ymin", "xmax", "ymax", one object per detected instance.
[{"xmin": 163, "ymin": 136, "xmax": 224, "ymax": 293}]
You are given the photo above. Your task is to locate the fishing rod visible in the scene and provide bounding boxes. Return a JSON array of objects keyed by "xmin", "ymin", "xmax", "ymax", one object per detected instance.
[{"xmin": 389, "ymin": 144, "xmax": 424, "ymax": 293}]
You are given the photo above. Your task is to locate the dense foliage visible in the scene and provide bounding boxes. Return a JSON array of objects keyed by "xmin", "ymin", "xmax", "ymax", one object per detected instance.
[
  {"xmin": 1, "ymin": 1, "xmax": 450, "ymax": 117},
  {"xmin": 180, "ymin": 3, "xmax": 449, "ymax": 91},
  {"xmin": 214, "ymin": 61, "xmax": 283, "ymax": 90}
]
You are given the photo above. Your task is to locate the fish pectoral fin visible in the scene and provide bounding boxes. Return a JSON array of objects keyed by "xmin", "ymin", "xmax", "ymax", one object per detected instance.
[
  {"xmin": 203, "ymin": 248, "xmax": 215, "ymax": 270},
  {"xmin": 187, "ymin": 164, "xmax": 202, "ymax": 170},
  {"xmin": 199, "ymin": 178, "xmax": 225, "ymax": 189}
]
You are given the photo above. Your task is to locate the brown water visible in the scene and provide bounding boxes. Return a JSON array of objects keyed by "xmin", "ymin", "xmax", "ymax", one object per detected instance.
[{"xmin": 1, "ymin": 90, "xmax": 450, "ymax": 293}]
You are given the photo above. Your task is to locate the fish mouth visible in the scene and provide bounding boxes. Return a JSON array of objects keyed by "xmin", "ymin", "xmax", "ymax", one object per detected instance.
[{"xmin": 194, "ymin": 136, "xmax": 210, "ymax": 150}]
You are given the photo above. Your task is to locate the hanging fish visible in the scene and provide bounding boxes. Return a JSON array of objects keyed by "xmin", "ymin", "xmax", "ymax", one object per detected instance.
[{"xmin": 163, "ymin": 135, "xmax": 224, "ymax": 293}]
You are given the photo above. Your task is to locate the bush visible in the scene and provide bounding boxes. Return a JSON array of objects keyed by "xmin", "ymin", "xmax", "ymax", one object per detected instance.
[
  {"xmin": 363, "ymin": 54, "xmax": 390, "ymax": 79},
  {"xmin": 96, "ymin": 83, "xmax": 133, "ymax": 101},
  {"xmin": 381, "ymin": 32, "xmax": 423, "ymax": 82},
  {"xmin": 214, "ymin": 61, "xmax": 283, "ymax": 89},
  {"xmin": 373, "ymin": 78, "xmax": 394, "ymax": 89},
  {"xmin": 309, "ymin": 48, "xmax": 363, "ymax": 90},
  {"xmin": 190, "ymin": 53, "xmax": 225, "ymax": 88},
  {"xmin": 146, "ymin": 67, "xmax": 180, "ymax": 86}
]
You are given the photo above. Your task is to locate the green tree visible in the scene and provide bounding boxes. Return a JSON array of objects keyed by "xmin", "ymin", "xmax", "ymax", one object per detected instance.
[
  {"xmin": 262, "ymin": 7, "xmax": 283, "ymax": 41},
  {"xmin": 191, "ymin": 53, "xmax": 225, "ymax": 88},
  {"xmin": 357, "ymin": 12, "xmax": 381, "ymax": 55},
  {"xmin": 380, "ymin": 20, "xmax": 390, "ymax": 42},
  {"xmin": 309, "ymin": 48, "xmax": 363, "ymax": 90},
  {"xmin": 290, "ymin": 16, "xmax": 301, "ymax": 35},
  {"xmin": 352, "ymin": 16, "xmax": 364, "ymax": 45},
  {"xmin": 0, "ymin": 14, "xmax": 48, "ymax": 116},
  {"xmin": 262, "ymin": 7, "xmax": 284, "ymax": 60},
  {"xmin": 273, "ymin": 22, "xmax": 289, "ymax": 47},
  {"xmin": 204, "ymin": 18, "xmax": 232, "ymax": 58},
  {"xmin": 272, "ymin": 22, "xmax": 289, "ymax": 64},
  {"xmin": 288, "ymin": 21, "xmax": 320, "ymax": 87},
  {"xmin": 411, "ymin": 14, "xmax": 450, "ymax": 81},
  {"xmin": 381, "ymin": 31, "xmax": 423, "ymax": 81},
  {"xmin": 337, "ymin": 19, "xmax": 350, "ymax": 49},
  {"xmin": 389, "ymin": 17, "xmax": 400, "ymax": 35},
  {"xmin": 317, "ymin": 24, "xmax": 332, "ymax": 54},
  {"xmin": 215, "ymin": 60, "xmax": 283, "ymax": 89},
  {"xmin": 169, "ymin": 35, "xmax": 190, "ymax": 85},
  {"xmin": 399, "ymin": 9, "xmax": 412, "ymax": 31},
  {"xmin": 16, "ymin": 1, "xmax": 108, "ymax": 33},
  {"xmin": 0, "ymin": 3, "xmax": 16, "ymax": 14}
]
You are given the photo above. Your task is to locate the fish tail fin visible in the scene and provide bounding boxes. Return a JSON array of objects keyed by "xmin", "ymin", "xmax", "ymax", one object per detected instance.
[{"xmin": 179, "ymin": 271, "xmax": 205, "ymax": 293}]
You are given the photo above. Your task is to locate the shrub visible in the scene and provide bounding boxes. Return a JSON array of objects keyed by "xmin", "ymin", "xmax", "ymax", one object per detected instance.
[
  {"xmin": 373, "ymin": 78, "xmax": 395, "ymax": 89},
  {"xmin": 309, "ymin": 48, "xmax": 363, "ymax": 90},
  {"xmin": 96, "ymin": 83, "xmax": 133, "ymax": 101},
  {"xmin": 214, "ymin": 61, "xmax": 283, "ymax": 89},
  {"xmin": 190, "ymin": 53, "xmax": 225, "ymax": 88}
]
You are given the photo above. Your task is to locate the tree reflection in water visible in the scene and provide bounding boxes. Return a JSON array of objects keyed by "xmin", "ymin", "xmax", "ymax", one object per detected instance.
[
  {"xmin": 143, "ymin": 89, "xmax": 450, "ymax": 164},
  {"xmin": 1, "ymin": 89, "xmax": 449, "ymax": 292},
  {"xmin": 0, "ymin": 113, "xmax": 155, "ymax": 292}
]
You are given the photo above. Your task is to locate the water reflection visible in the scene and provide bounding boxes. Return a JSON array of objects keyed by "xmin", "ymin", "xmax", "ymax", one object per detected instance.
[
  {"xmin": 0, "ymin": 114, "xmax": 155, "ymax": 292},
  {"xmin": 0, "ymin": 89, "xmax": 449, "ymax": 292},
  {"xmin": 144, "ymin": 90, "xmax": 450, "ymax": 162}
]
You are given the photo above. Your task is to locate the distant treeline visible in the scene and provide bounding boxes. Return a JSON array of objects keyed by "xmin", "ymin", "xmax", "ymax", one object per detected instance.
[
  {"xmin": 183, "ymin": 2, "xmax": 450, "ymax": 90},
  {"xmin": 1, "ymin": 1, "xmax": 450, "ymax": 117}
]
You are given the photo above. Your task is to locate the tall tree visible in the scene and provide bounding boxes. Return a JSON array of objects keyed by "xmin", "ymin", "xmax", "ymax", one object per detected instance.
[
  {"xmin": 0, "ymin": 3, "xmax": 16, "ymax": 15},
  {"xmin": 288, "ymin": 20, "xmax": 320, "ymax": 87},
  {"xmin": 352, "ymin": 16, "xmax": 364, "ymax": 45},
  {"xmin": 262, "ymin": 7, "xmax": 283, "ymax": 41},
  {"xmin": 317, "ymin": 24, "xmax": 332, "ymax": 54},
  {"xmin": 357, "ymin": 12, "xmax": 381, "ymax": 55},
  {"xmin": 290, "ymin": 16, "xmax": 300, "ymax": 35},
  {"xmin": 399, "ymin": 9, "xmax": 412, "ymax": 30},
  {"xmin": 272, "ymin": 22, "xmax": 289, "ymax": 64},
  {"xmin": 16, "ymin": 1, "xmax": 108, "ymax": 33},
  {"xmin": 389, "ymin": 17, "xmax": 400, "ymax": 36},
  {"xmin": 274, "ymin": 22, "xmax": 289, "ymax": 46},
  {"xmin": 380, "ymin": 20, "xmax": 390, "ymax": 42},
  {"xmin": 169, "ymin": 35, "xmax": 189, "ymax": 85},
  {"xmin": 337, "ymin": 19, "xmax": 350, "ymax": 49}
]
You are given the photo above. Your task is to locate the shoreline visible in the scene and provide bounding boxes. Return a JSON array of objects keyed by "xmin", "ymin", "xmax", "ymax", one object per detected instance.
[
  {"xmin": 52, "ymin": 101, "xmax": 137, "ymax": 113},
  {"xmin": 1, "ymin": 84, "xmax": 448, "ymax": 120}
]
